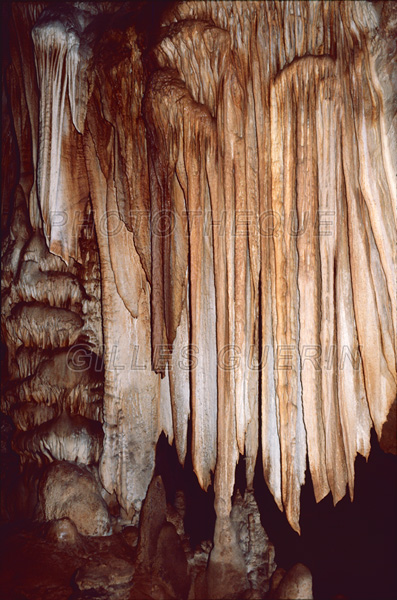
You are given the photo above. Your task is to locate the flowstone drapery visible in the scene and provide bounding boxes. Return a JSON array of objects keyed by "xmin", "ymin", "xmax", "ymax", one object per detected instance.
[{"xmin": 1, "ymin": 1, "xmax": 396, "ymax": 598}]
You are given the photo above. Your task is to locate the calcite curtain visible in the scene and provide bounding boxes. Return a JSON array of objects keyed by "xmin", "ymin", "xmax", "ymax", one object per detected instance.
[{"xmin": 3, "ymin": 0, "xmax": 396, "ymax": 539}]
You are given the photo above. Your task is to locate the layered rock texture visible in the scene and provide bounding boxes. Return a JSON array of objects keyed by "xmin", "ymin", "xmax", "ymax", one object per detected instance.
[{"xmin": 1, "ymin": 1, "xmax": 396, "ymax": 598}]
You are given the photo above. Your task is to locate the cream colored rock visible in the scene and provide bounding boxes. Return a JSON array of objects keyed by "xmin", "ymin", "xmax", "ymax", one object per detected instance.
[
  {"xmin": 32, "ymin": 5, "xmax": 93, "ymax": 264},
  {"xmin": 38, "ymin": 461, "xmax": 110, "ymax": 536},
  {"xmin": 14, "ymin": 412, "xmax": 103, "ymax": 465},
  {"xmin": 145, "ymin": 0, "xmax": 396, "ymax": 541},
  {"xmin": 6, "ymin": 303, "xmax": 83, "ymax": 349}
]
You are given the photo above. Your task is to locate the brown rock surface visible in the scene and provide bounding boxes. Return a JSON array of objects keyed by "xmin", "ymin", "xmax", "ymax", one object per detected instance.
[
  {"xmin": 1, "ymin": 2, "xmax": 396, "ymax": 598},
  {"xmin": 0, "ymin": 521, "xmax": 136, "ymax": 600},
  {"xmin": 268, "ymin": 568, "xmax": 287, "ymax": 599},
  {"xmin": 137, "ymin": 475, "xmax": 166, "ymax": 567},
  {"xmin": 273, "ymin": 563, "xmax": 314, "ymax": 600},
  {"xmin": 45, "ymin": 517, "xmax": 82, "ymax": 546},
  {"xmin": 38, "ymin": 461, "xmax": 110, "ymax": 536},
  {"xmin": 154, "ymin": 522, "xmax": 190, "ymax": 600},
  {"xmin": 231, "ymin": 490, "xmax": 276, "ymax": 594},
  {"xmin": 122, "ymin": 525, "xmax": 139, "ymax": 549},
  {"xmin": 74, "ymin": 555, "xmax": 134, "ymax": 591}
]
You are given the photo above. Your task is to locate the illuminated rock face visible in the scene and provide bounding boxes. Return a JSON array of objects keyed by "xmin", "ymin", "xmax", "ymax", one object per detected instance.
[{"xmin": 1, "ymin": 1, "xmax": 396, "ymax": 597}]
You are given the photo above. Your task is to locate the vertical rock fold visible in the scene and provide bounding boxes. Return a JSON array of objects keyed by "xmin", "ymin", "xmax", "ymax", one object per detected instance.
[{"xmin": 3, "ymin": 0, "xmax": 395, "ymax": 554}]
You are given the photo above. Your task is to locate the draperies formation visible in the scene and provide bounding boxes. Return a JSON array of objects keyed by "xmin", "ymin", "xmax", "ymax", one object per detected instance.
[{"xmin": 27, "ymin": 1, "xmax": 395, "ymax": 533}]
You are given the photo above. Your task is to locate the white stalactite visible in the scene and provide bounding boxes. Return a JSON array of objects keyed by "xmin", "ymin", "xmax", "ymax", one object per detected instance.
[
  {"xmin": 17, "ymin": 0, "xmax": 395, "ymax": 546},
  {"xmin": 32, "ymin": 8, "xmax": 93, "ymax": 264},
  {"xmin": 146, "ymin": 1, "xmax": 396, "ymax": 537}
]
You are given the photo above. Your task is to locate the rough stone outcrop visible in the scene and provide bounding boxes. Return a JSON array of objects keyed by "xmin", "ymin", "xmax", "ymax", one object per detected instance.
[
  {"xmin": 38, "ymin": 461, "xmax": 110, "ymax": 536},
  {"xmin": 231, "ymin": 490, "xmax": 276, "ymax": 594},
  {"xmin": 271, "ymin": 563, "xmax": 314, "ymax": 600},
  {"xmin": 74, "ymin": 556, "xmax": 134, "ymax": 593}
]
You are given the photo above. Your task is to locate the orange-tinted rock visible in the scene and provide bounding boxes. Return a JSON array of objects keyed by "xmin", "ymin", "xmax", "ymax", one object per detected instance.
[
  {"xmin": 154, "ymin": 522, "xmax": 189, "ymax": 600},
  {"xmin": 38, "ymin": 461, "xmax": 110, "ymax": 536},
  {"xmin": 45, "ymin": 517, "xmax": 82, "ymax": 545},
  {"xmin": 74, "ymin": 555, "xmax": 134, "ymax": 591},
  {"xmin": 273, "ymin": 563, "xmax": 313, "ymax": 600},
  {"xmin": 137, "ymin": 475, "xmax": 166, "ymax": 567},
  {"xmin": 1, "ymin": 6, "xmax": 396, "ymax": 600}
]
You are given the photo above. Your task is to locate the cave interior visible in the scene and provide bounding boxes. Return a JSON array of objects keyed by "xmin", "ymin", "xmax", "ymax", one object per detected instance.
[{"xmin": 1, "ymin": 1, "xmax": 396, "ymax": 599}]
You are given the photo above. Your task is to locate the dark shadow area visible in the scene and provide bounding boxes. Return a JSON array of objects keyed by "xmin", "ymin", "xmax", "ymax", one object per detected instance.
[
  {"xmin": 234, "ymin": 452, "xmax": 248, "ymax": 498},
  {"xmin": 155, "ymin": 427, "xmax": 216, "ymax": 549},
  {"xmin": 254, "ymin": 429, "xmax": 397, "ymax": 600},
  {"xmin": 133, "ymin": 1, "xmax": 178, "ymax": 38},
  {"xmin": 154, "ymin": 415, "xmax": 397, "ymax": 599}
]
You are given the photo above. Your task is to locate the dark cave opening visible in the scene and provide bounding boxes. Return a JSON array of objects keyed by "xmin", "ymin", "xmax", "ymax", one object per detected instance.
[
  {"xmin": 154, "ymin": 429, "xmax": 216, "ymax": 550},
  {"xmin": 253, "ymin": 429, "xmax": 397, "ymax": 600}
]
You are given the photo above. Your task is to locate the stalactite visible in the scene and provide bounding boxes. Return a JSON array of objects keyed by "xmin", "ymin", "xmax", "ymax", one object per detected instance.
[
  {"xmin": 144, "ymin": 68, "xmax": 218, "ymax": 488},
  {"xmin": 8, "ymin": 3, "xmax": 45, "ymax": 230},
  {"xmin": 84, "ymin": 63, "xmax": 162, "ymax": 516},
  {"xmin": 145, "ymin": 1, "xmax": 396, "ymax": 548},
  {"xmin": 1, "ymin": 3, "xmax": 396, "ymax": 597},
  {"xmin": 32, "ymin": 5, "xmax": 93, "ymax": 264}
]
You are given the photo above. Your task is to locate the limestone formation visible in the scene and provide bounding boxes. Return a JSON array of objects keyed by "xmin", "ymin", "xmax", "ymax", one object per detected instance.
[
  {"xmin": 1, "ymin": 1, "xmax": 396, "ymax": 598},
  {"xmin": 231, "ymin": 490, "xmax": 276, "ymax": 593},
  {"xmin": 154, "ymin": 522, "xmax": 190, "ymax": 599},
  {"xmin": 74, "ymin": 556, "xmax": 134, "ymax": 592},
  {"xmin": 272, "ymin": 563, "xmax": 314, "ymax": 600},
  {"xmin": 136, "ymin": 475, "xmax": 167, "ymax": 568},
  {"xmin": 45, "ymin": 517, "xmax": 83, "ymax": 546},
  {"xmin": 38, "ymin": 461, "xmax": 110, "ymax": 536}
]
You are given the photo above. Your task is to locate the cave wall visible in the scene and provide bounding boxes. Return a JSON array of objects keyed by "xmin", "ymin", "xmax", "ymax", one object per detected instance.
[{"xmin": 1, "ymin": 1, "xmax": 396, "ymax": 595}]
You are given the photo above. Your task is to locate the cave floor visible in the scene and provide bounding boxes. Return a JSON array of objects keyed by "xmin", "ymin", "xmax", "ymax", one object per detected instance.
[{"xmin": 0, "ymin": 520, "xmax": 162, "ymax": 600}]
